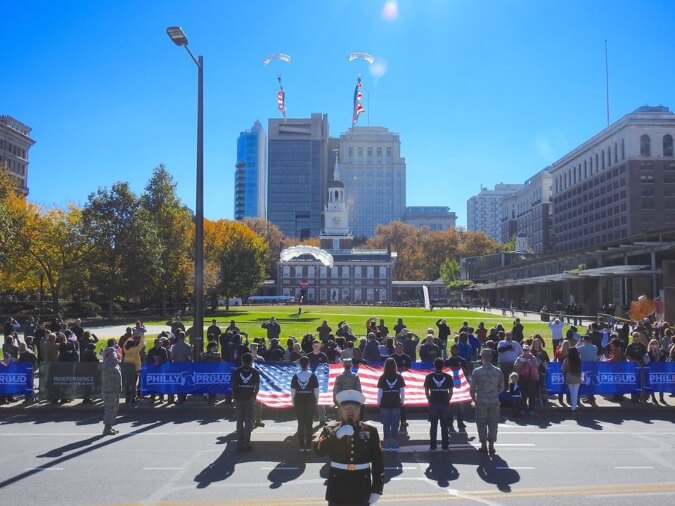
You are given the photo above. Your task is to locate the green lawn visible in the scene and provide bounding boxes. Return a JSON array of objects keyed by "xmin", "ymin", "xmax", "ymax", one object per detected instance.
[{"xmin": 135, "ymin": 305, "xmax": 556, "ymax": 348}]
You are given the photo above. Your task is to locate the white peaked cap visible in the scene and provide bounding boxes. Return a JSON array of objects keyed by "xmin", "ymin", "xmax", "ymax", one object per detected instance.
[{"xmin": 336, "ymin": 389, "xmax": 366, "ymax": 406}]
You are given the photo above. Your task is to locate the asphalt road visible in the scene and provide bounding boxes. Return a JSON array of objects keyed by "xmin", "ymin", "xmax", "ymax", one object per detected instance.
[{"xmin": 0, "ymin": 409, "xmax": 674, "ymax": 506}]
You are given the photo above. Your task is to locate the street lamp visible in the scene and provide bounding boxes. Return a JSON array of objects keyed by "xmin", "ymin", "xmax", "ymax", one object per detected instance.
[{"xmin": 166, "ymin": 26, "xmax": 204, "ymax": 350}]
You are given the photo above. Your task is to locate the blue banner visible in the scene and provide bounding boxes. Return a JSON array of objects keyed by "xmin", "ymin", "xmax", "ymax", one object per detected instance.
[
  {"xmin": 0, "ymin": 363, "xmax": 33, "ymax": 395},
  {"xmin": 547, "ymin": 361, "xmax": 641, "ymax": 395},
  {"xmin": 141, "ymin": 362, "xmax": 234, "ymax": 395},
  {"xmin": 644, "ymin": 362, "xmax": 675, "ymax": 393}
]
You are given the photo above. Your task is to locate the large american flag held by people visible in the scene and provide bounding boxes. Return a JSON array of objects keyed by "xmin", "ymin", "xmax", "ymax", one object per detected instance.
[{"xmin": 255, "ymin": 362, "xmax": 471, "ymax": 408}]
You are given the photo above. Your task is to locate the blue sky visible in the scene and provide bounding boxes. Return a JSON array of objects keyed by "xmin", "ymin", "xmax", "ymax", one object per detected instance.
[{"xmin": 3, "ymin": 0, "xmax": 675, "ymax": 227}]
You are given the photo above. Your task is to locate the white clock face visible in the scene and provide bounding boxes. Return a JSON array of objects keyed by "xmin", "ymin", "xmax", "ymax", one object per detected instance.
[{"xmin": 332, "ymin": 216, "xmax": 341, "ymax": 226}]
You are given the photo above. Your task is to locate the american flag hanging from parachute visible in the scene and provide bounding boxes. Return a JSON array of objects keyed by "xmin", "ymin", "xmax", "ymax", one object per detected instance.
[
  {"xmin": 277, "ymin": 76, "xmax": 286, "ymax": 118},
  {"xmin": 254, "ymin": 362, "xmax": 471, "ymax": 409},
  {"xmin": 352, "ymin": 76, "xmax": 365, "ymax": 126}
]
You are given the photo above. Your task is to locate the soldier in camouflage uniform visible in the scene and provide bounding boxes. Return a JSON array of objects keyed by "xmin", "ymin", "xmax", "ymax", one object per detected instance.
[
  {"xmin": 101, "ymin": 339, "xmax": 122, "ymax": 435},
  {"xmin": 470, "ymin": 348, "xmax": 504, "ymax": 454}
]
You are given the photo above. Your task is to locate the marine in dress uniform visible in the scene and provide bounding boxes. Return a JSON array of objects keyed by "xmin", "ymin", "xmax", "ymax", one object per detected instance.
[{"xmin": 314, "ymin": 390, "xmax": 384, "ymax": 506}]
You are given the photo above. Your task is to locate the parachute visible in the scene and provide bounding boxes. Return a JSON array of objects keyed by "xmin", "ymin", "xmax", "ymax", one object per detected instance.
[
  {"xmin": 263, "ymin": 53, "xmax": 292, "ymax": 66},
  {"xmin": 280, "ymin": 246, "xmax": 334, "ymax": 269},
  {"xmin": 347, "ymin": 53, "xmax": 375, "ymax": 64}
]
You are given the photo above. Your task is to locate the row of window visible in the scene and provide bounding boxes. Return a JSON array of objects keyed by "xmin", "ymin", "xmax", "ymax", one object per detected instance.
[
  {"xmin": 0, "ymin": 139, "xmax": 27, "ymax": 159},
  {"xmin": 640, "ymin": 134, "xmax": 674, "ymax": 157},
  {"xmin": 347, "ymin": 146, "xmax": 393, "ymax": 157},
  {"xmin": 282, "ymin": 286, "xmax": 388, "ymax": 302},
  {"xmin": 282, "ymin": 265, "xmax": 388, "ymax": 279},
  {"xmin": 0, "ymin": 156, "xmax": 26, "ymax": 176}
]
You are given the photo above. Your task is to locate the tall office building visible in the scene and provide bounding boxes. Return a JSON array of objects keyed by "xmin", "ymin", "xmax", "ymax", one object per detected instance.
[
  {"xmin": 550, "ymin": 105, "xmax": 675, "ymax": 252},
  {"xmin": 500, "ymin": 170, "xmax": 553, "ymax": 253},
  {"xmin": 338, "ymin": 127, "xmax": 406, "ymax": 239},
  {"xmin": 234, "ymin": 120, "xmax": 267, "ymax": 220},
  {"xmin": 467, "ymin": 183, "xmax": 525, "ymax": 241},
  {"xmin": 0, "ymin": 115, "xmax": 35, "ymax": 195},
  {"xmin": 267, "ymin": 113, "xmax": 329, "ymax": 239},
  {"xmin": 403, "ymin": 206, "xmax": 457, "ymax": 231}
]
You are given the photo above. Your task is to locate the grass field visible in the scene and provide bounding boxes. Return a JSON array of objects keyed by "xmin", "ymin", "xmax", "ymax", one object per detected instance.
[{"xmin": 132, "ymin": 305, "xmax": 555, "ymax": 349}]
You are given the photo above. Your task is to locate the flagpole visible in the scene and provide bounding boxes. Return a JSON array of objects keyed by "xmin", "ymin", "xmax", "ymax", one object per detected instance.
[{"xmin": 605, "ymin": 39, "xmax": 610, "ymax": 126}]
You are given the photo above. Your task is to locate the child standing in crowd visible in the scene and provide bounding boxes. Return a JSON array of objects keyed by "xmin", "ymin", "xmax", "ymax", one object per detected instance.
[{"xmin": 506, "ymin": 372, "xmax": 522, "ymax": 417}]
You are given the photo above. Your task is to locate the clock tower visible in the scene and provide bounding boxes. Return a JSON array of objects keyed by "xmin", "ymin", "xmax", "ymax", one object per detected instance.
[{"xmin": 321, "ymin": 159, "xmax": 353, "ymax": 251}]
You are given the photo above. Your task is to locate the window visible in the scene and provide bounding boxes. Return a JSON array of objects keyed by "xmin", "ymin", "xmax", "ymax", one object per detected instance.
[
  {"xmin": 386, "ymin": 147, "xmax": 392, "ymax": 157},
  {"xmin": 331, "ymin": 267, "xmax": 338, "ymax": 278},
  {"xmin": 358, "ymin": 147, "xmax": 363, "ymax": 156},
  {"xmin": 282, "ymin": 266, "xmax": 290, "ymax": 278},
  {"xmin": 379, "ymin": 267, "xmax": 387, "ymax": 279},
  {"xmin": 614, "ymin": 142, "xmax": 618, "ymax": 163},
  {"xmin": 376, "ymin": 147, "xmax": 382, "ymax": 156},
  {"xmin": 341, "ymin": 266, "xmax": 349, "ymax": 279},
  {"xmin": 354, "ymin": 266, "xmax": 362, "ymax": 278},
  {"xmin": 348, "ymin": 147, "xmax": 353, "ymax": 157},
  {"xmin": 664, "ymin": 135, "xmax": 674, "ymax": 157},
  {"xmin": 621, "ymin": 139, "xmax": 625, "ymax": 159},
  {"xmin": 640, "ymin": 135, "xmax": 651, "ymax": 157},
  {"xmin": 307, "ymin": 266, "xmax": 315, "ymax": 277},
  {"xmin": 367, "ymin": 266, "xmax": 374, "ymax": 278},
  {"xmin": 367, "ymin": 147, "xmax": 372, "ymax": 156}
]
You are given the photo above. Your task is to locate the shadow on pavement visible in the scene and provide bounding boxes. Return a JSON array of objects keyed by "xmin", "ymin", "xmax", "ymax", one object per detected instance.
[
  {"xmin": 0, "ymin": 421, "xmax": 167, "ymax": 490},
  {"xmin": 36, "ymin": 434, "xmax": 105, "ymax": 458},
  {"xmin": 476, "ymin": 454, "xmax": 520, "ymax": 492}
]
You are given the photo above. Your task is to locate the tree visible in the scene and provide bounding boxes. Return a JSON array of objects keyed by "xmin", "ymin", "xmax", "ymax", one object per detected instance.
[
  {"xmin": 80, "ymin": 182, "xmax": 161, "ymax": 317},
  {"xmin": 0, "ymin": 169, "xmax": 24, "ymax": 268},
  {"xmin": 205, "ymin": 219, "xmax": 268, "ymax": 310},
  {"xmin": 243, "ymin": 218, "xmax": 284, "ymax": 280},
  {"xmin": 439, "ymin": 257, "xmax": 460, "ymax": 285},
  {"xmin": 0, "ymin": 203, "xmax": 87, "ymax": 312},
  {"xmin": 141, "ymin": 165, "xmax": 193, "ymax": 316}
]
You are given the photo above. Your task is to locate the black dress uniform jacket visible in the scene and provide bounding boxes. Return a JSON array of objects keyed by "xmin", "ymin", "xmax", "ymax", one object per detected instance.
[{"xmin": 314, "ymin": 421, "xmax": 384, "ymax": 505}]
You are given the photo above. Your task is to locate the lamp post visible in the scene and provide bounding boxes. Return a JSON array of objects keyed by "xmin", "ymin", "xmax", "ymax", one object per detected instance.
[{"xmin": 166, "ymin": 26, "xmax": 204, "ymax": 347}]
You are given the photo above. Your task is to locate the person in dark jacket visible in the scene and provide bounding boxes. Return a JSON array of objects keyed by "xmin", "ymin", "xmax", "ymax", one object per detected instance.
[
  {"xmin": 231, "ymin": 353, "xmax": 260, "ymax": 451},
  {"xmin": 261, "ymin": 317, "xmax": 281, "ymax": 340},
  {"xmin": 436, "ymin": 319, "xmax": 451, "ymax": 358},
  {"xmin": 362, "ymin": 333, "xmax": 381, "ymax": 363}
]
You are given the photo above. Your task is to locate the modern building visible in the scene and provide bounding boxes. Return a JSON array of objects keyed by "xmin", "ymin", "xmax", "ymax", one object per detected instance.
[
  {"xmin": 337, "ymin": 126, "xmax": 406, "ymax": 239},
  {"xmin": 0, "ymin": 115, "xmax": 35, "ymax": 195},
  {"xmin": 402, "ymin": 206, "xmax": 457, "ymax": 232},
  {"xmin": 234, "ymin": 120, "xmax": 267, "ymax": 220},
  {"xmin": 550, "ymin": 106, "xmax": 675, "ymax": 252},
  {"xmin": 278, "ymin": 166, "xmax": 396, "ymax": 303},
  {"xmin": 467, "ymin": 183, "xmax": 525, "ymax": 242},
  {"xmin": 267, "ymin": 113, "xmax": 329, "ymax": 239},
  {"xmin": 499, "ymin": 169, "xmax": 553, "ymax": 253}
]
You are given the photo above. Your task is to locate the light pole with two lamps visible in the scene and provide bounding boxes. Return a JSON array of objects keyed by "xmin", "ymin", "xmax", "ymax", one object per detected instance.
[{"xmin": 166, "ymin": 26, "xmax": 204, "ymax": 353}]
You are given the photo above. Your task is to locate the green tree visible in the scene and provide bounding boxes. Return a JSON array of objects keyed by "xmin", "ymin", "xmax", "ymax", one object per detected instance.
[
  {"xmin": 205, "ymin": 220, "xmax": 268, "ymax": 310},
  {"xmin": 80, "ymin": 182, "xmax": 161, "ymax": 317},
  {"xmin": 439, "ymin": 257, "xmax": 460, "ymax": 285},
  {"xmin": 141, "ymin": 165, "xmax": 193, "ymax": 315}
]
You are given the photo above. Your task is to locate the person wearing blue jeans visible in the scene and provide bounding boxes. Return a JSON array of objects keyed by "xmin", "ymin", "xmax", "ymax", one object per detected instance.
[{"xmin": 377, "ymin": 357, "xmax": 406, "ymax": 451}]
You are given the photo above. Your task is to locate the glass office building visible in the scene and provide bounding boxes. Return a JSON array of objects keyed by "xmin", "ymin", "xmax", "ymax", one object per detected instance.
[{"xmin": 234, "ymin": 120, "xmax": 267, "ymax": 220}]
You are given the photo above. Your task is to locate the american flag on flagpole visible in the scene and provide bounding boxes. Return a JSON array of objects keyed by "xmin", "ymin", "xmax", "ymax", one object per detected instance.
[
  {"xmin": 254, "ymin": 362, "xmax": 471, "ymax": 409},
  {"xmin": 277, "ymin": 76, "xmax": 286, "ymax": 118},
  {"xmin": 352, "ymin": 76, "xmax": 365, "ymax": 126}
]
